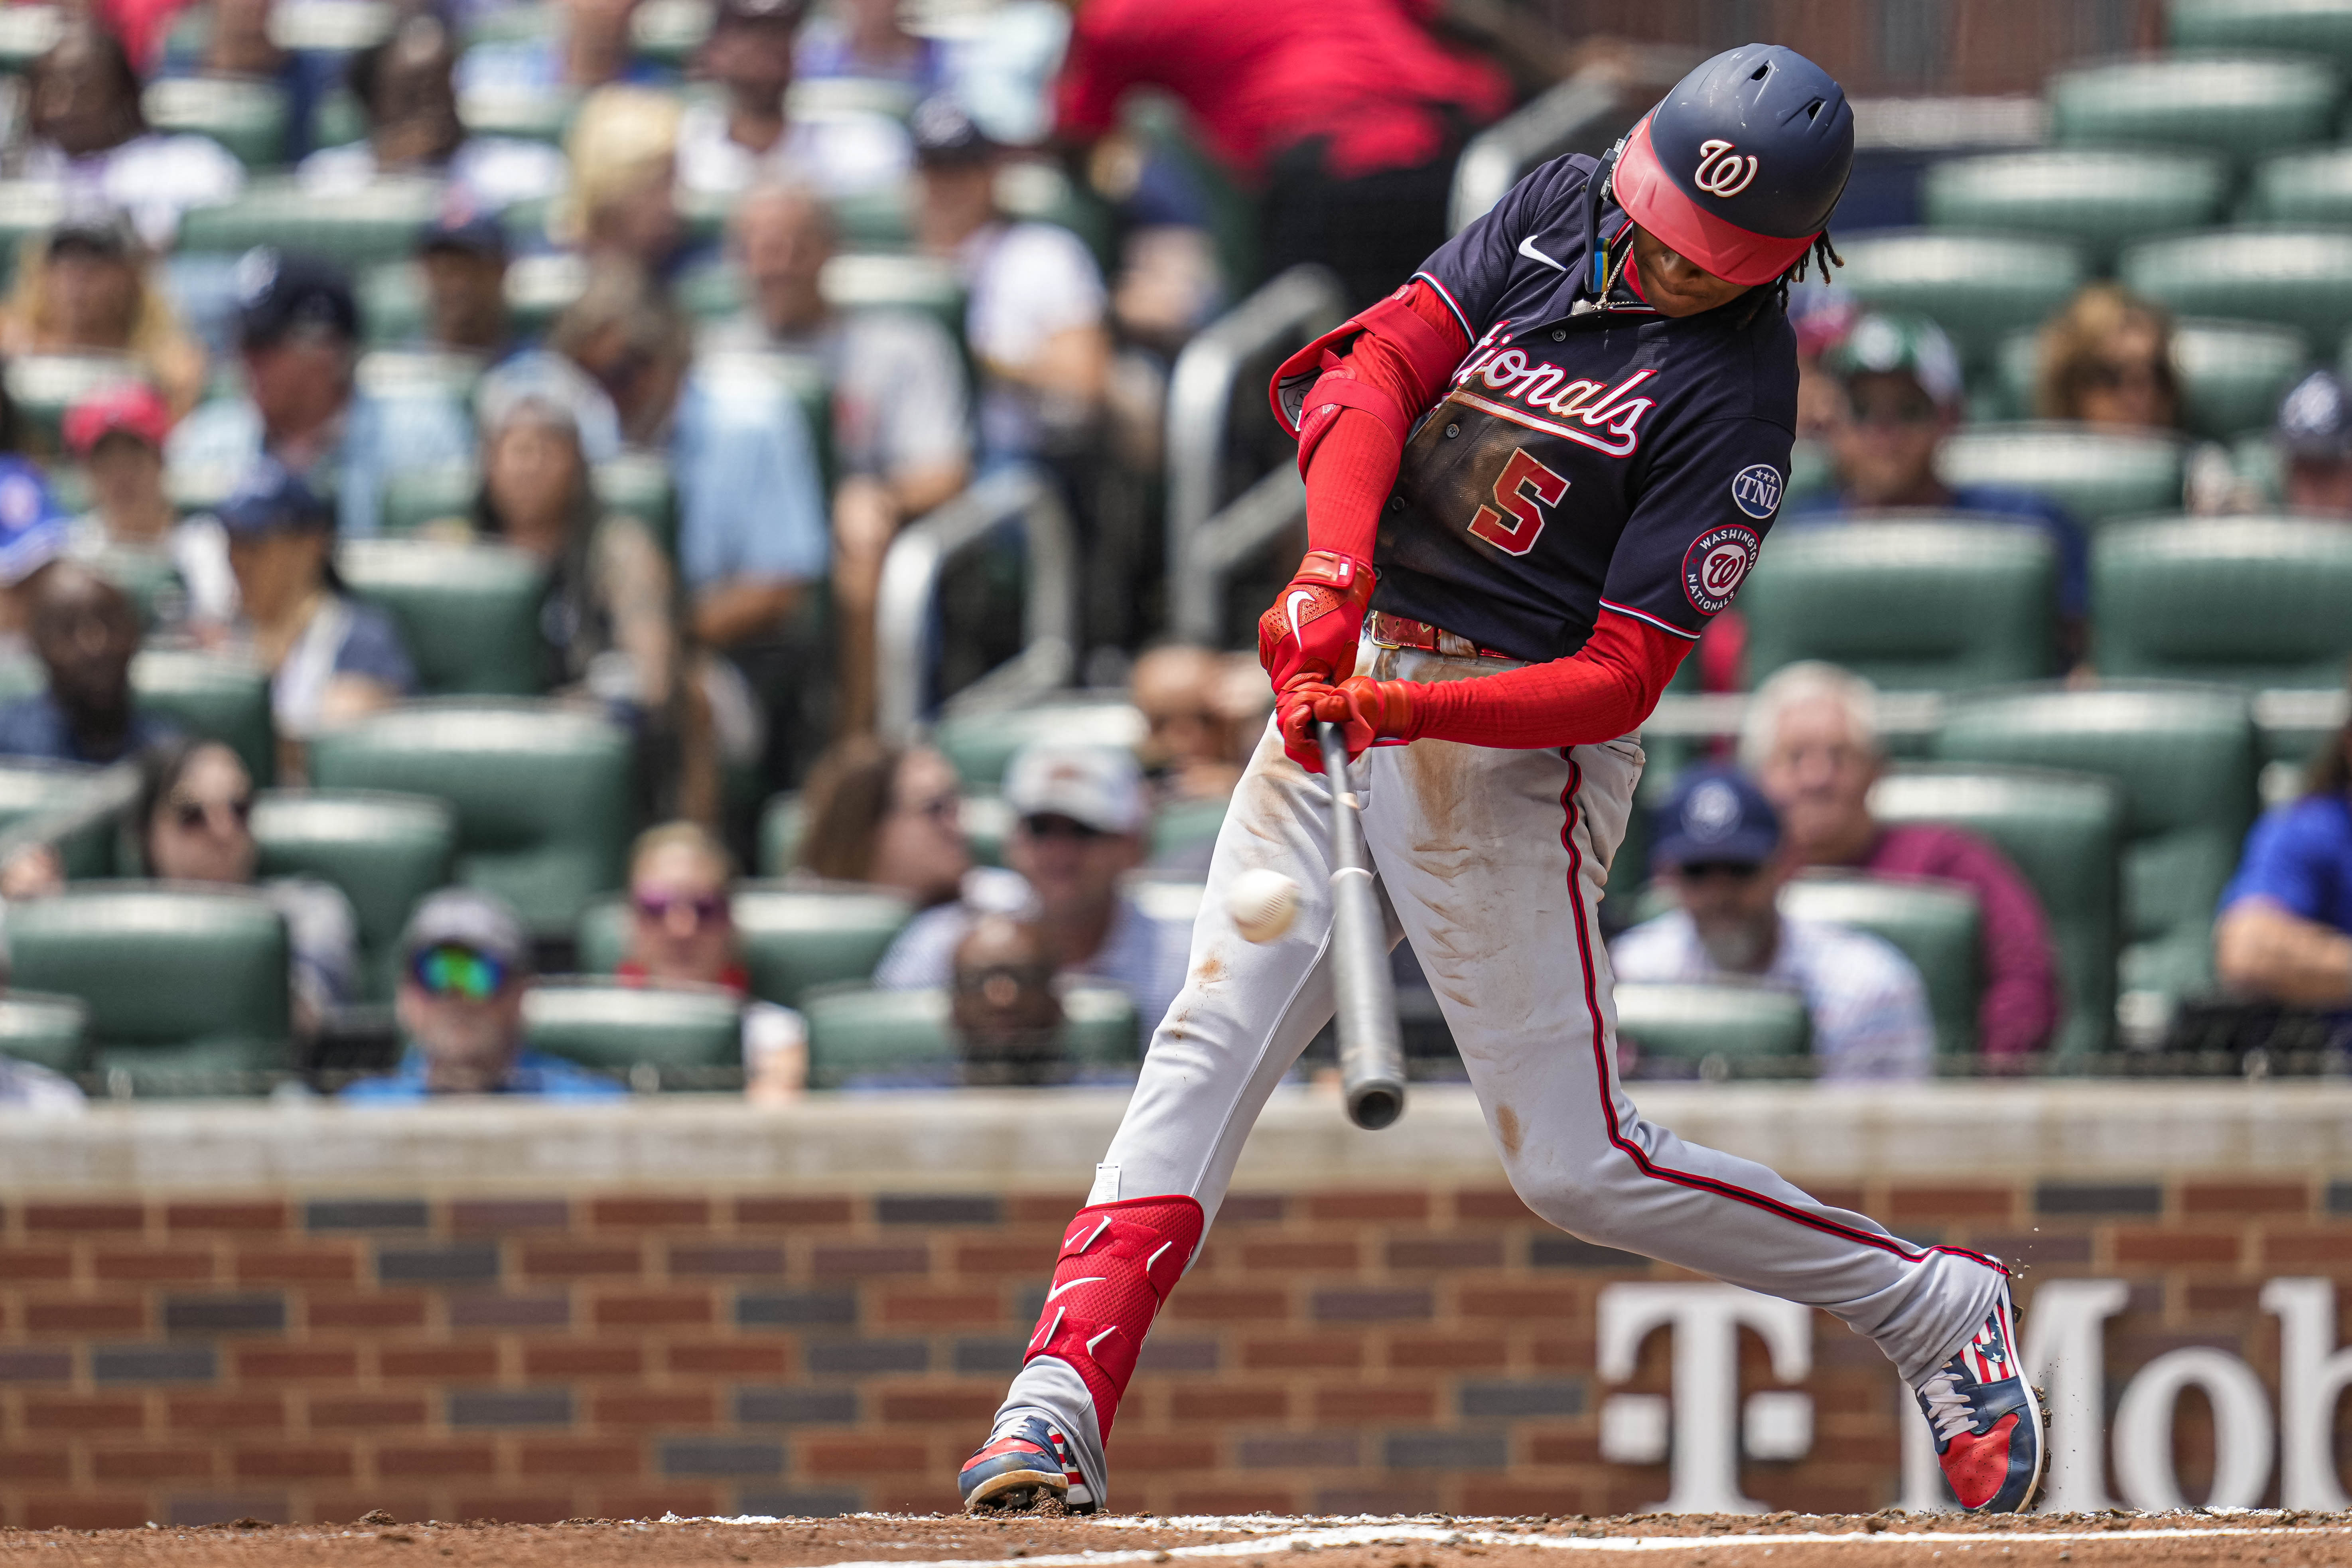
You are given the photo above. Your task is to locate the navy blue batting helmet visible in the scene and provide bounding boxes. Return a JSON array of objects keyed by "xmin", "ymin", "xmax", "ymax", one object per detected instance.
[{"xmin": 1612, "ymin": 43, "xmax": 1854, "ymax": 288}]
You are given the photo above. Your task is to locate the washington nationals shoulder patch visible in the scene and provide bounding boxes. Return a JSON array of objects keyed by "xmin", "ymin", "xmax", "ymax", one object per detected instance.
[
  {"xmin": 1730, "ymin": 463, "xmax": 1783, "ymax": 520},
  {"xmin": 1682, "ymin": 525, "xmax": 1761, "ymax": 616}
]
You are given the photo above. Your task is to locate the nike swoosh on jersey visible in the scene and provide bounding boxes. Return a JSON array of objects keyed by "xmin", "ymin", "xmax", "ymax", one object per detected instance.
[
  {"xmin": 1286, "ymin": 590, "xmax": 1316, "ymax": 636},
  {"xmin": 1517, "ymin": 234, "xmax": 1569, "ymax": 272},
  {"xmin": 1046, "ymin": 1276, "xmax": 1109, "ymax": 1302}
]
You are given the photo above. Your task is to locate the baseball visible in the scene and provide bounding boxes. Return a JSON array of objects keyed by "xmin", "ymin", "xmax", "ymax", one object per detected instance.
[{"xmin": 1225, "ymin": 867, "xmax": 1301, "ymax": 943}]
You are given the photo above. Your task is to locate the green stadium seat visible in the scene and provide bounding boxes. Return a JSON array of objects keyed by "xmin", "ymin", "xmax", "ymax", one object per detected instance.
[
  {"xmin": 1990, "ymin": 318, "xmax": 2309, "ymax": 439},
  {"xmin": 0, "ymin": 6, "xmax": 61, "ymax": 70},
  {"xmin": 134, "ymin": 650, "xmax": 275, "ymax": 787},
  {"xmin": 0, "ymin": 183, "xmax": 63, "ymax": 290},
  {"xmin": 2170, "ymin": 0, "xmax": 2352, "ymax": 68},
  {"xmin": 1152, "ymin": 796, "xmax": 1229, "ymax": 865},
  {"xmin": 250, "ymin": 789, "xmax": 456, "ymax": 1000},
  {"xmin": 1932, "ymin": 683, "xmax": 2255, "ymax": 1018},
  {"xmin": 2046, "ymin": 55, "xmax": 2340, "ymax": 166},
  {"xmin": 2121, "ymin": 229, "xmax": 2352, "ymax": 346},
  {"xmin": 6, "ymin": 353, "xmax": 148, "ymax": 447},
  {"xmin": 1832, "ymin": 231, "xmax": 2086, "ymax": 367},
  {"xmin": 522, "ymin": 978, "xmax": 738, "ymax": 1080},
  {"xmin": 933, "ymin": 698, "xmax": 1147, "ymax": 790},
  {"xmin": 1781, "ymin": 872, "xmax": 1980, "ymax": 1057},
  {"xmin": 2093, "ymin": 517, "xmax": 2352, "ymax": 688},
  {"xmin": 1869, "ymin": 764, "xmax": 2123, "ymax": 1058},
  {"xmin": 82, "ymin": 544, "xmax": 183, "ymax": 630},
  {"xmin": 458, "ymin": 87, "xmax": 576, "ymax": 145},
  {"xmin": 631, "ymin": 0, "xmax": 712, "ymax": 67},
  {"xmin": 379, "ymin": 463, "xmax": 480, "ymax": 536},
  {"xmin": 0, "ymin": 759, "xmax": 119, "ymax": 879},
  {"xmin": 338, "ymin": 539, "xmax": 550, "ymax": 697},
  {"xmin": 507, "ymin": 252, "xmax": 589, "ymax": 337},
  {"xmin": 821, "ymin": 251, "xmax": 966, "ymax": 342},
  {"xmin": 802, "ymin": 983, "xmax": 1139, "ymax": 1087},
  {"xmin": 1935, "ymin": 423, "xmax": 2185, "ymax": 527},
  {"xmin": 1612, "ymin": 981, "xmax": 1810, "ymax": 1071},
  {"xmin": 828, "ymin": 186, "xmax": 918, "ymax": 252},
  {"xmin": 576, "ymin": 882, "xmax": 914, "ymax": 1007},
  {"xmin": 6, "ymin": 884, "xmax": 290, "ymax": 1091},
  {"xmin": 0, "ymin": 990, "xmax": 91, "ymax": 1077},
  {"xmin": 356, "ymin": 348, "xmax": 487, "ymax": 408},
  {"xmin": 1920, "ymin": 150, "xmax": 2228, "ymax": 269},
  {"xmin": 1739, "ymin": 519, "xmax": 2058, "ymax": 691},
  {"xmin": 175, "ymin": 176, "xmax": 445, "ymax": 263},
  {"xmin": 305, "ymin": 700, "xmax": 633, "ymax": 935},
  {"xmin": 1785, "ymin": 438, "xmax": 1833, "ymax": 510},
  {"xmin": 678, "ymin": 257, "xmax": 741, "ymax": 321},
  {"xmin": 2246, "ymin": 146, "xmax": 2352, "ymax": 225},
  {"xmin": 143, "ymin": 77, "xmax": 288, "ymax": 166},
  {"xmin": 595, "ymin": 454, "xmax": 674, "ymax": 552}
]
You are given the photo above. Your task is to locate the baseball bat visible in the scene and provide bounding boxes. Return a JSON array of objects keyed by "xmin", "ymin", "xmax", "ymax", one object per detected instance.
[{"xmin": 1317, "ymin": 720, "xmax": 1408, "ymax": 1131}]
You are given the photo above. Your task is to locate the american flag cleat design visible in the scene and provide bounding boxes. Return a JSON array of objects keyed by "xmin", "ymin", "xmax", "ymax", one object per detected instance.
[
  {"xmin": 958, "ymin": 1410, "xmax": 1096, "ymax": 1514},
  {"xmin": 1913, "ymin": 1292, "xmax": 2044, "ymax": 1513}
]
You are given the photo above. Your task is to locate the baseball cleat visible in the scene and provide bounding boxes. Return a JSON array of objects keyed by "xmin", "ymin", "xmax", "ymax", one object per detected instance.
[
  {"xmin": 957, "ymin": 1410, "xmax": 1096, "ymax": 1515},
  {"xmin": 1914, "ymin": 1292, "xmax": 2044, "ymax": 1513}
]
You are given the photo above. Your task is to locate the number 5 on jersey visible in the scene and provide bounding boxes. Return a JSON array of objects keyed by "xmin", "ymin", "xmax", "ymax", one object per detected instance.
[{"xmin": 1468, "ymin": 448, "xmax": 1569, "ymax": 557}]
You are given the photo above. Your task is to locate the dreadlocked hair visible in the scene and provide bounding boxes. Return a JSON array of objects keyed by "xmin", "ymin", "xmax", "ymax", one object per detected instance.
[{"xmin": 1737, "ymin": 232, "xmax": 1844, "ymax": 329}]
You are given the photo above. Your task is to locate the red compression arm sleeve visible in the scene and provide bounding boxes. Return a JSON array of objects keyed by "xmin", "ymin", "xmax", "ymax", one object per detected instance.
[
  {"xmin": 1408, "ymin": 611, "xmax": 1694, "ymax": 749},
  {"xmin": 1301, "ymin": 282, "xmax": 1468, "ymax": 562}
]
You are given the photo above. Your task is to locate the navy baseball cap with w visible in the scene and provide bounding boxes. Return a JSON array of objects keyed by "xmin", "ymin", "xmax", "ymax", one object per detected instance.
[{"xmin": 1652, "ymin": 767, "xmax": 1782, "ymax": 868}]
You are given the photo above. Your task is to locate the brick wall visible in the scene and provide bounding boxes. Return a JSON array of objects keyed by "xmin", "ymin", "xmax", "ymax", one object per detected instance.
[{"xmin": 6, "ymin": 1172, "xmax": 2351, "ymax": 1529}]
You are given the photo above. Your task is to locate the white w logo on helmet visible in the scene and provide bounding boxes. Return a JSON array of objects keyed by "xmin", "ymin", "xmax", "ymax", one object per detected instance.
[{"xmin": 1692, "ymin": 138, "xmax": 1760, "ymax": 198}]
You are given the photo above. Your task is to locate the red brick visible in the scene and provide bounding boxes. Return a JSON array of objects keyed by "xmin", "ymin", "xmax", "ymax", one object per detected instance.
[
  {"xmin": 664, "ymin": 1342, "xmax": 790, "ymax": 1377},
  {"xmin": 2181, "ymin": 1181, "xmax": 2309, "ymax": 1215},
  {"xmin": 2263, "ymin": 1227, "xmax": 2352, "ymax": 1268},
  {"xmin": 1170, "ymin": 1387, "xmax": 1287, "ymax": 1420},
  {"xmin": 0, "ymin": 1247, "xmax": 72, "ymax": 1280},
  {"xmin": 449, "ymin": 1494, "xmax": 571, "ymax": 1525},
  {"xmin": 1388, "ymin": 1334, "xmax": 1508, "ymax": 1369},
  {"xmin": 2112, "ymin": 1229, "xmax": 2241, "ymax": 1266},
  {"xmin": 1387, "ymin": 1236, "xmax": 1502, "ymax": 1269},
  {"xmin": 879, "ymin": 1389, "xmax": 1001, "ymax": 1423},
  {"xmin": 91, "ymin": 1248, "xmax": 214, "ymax": 1282},
  {"xmin": 1529, "ymin": 1431, "xmax": 1599, "ymax": 1465},
  {"xmin": 308, "ymin": 1294, "xmax": 430, "ymax": 1329},
  {"xmin": 733, "ymin": 1196, "xmax": 856, "ymax": 1226},
  {"xmin": 235, "ymin": 1444, "xmax": 354, "ymax": 1479},
  {"xmin": 668, "ymin": 1246, "xmax": 785, "ymax": 1276},
  {"xmin": 1314, "ymin": 1386, "xmax": 1435, "ymax": 1420},
  {"xmin": 1240, "ymin": 1336, "xmax": 1364, "ymax": 1370},
  {"xmin": 1007, "ymin": 1194, "xmax": 1088, "ymax": 1223},
  {"xmin": 589, "ymin": 1197, "xmax": 709, "ymax": 1227},
  {"xmin": 165, "ymin": 1202, "xmax": 286, "ymax": 1232},
  {"xmin": 18, "ymin": 1496, "xmax": 154, "ymax": 1530},
  {"xmin": 521, "ymin": 1244, "xmax": 647, "ymax": 1278},
  {"xmin": 810, "ymin": 1244, "xmax": 929, "ymax": 1278},
  {"xmin": 235, "ymin": 1246, "xmax": 359, "ymax": 1284},
  {"xmin": 591, "ymin": 1390, "xmax": 715, "ymax": 1426},
  {"xmin": 1304, "ymin": 1191, "xmax": 1429, "ymax": 1222},
  {"xmin": 1169, "ymin": 1489, "xmax": 1297, "ymax": 1514},
  {"xmin": 1454, "ymin": 1188, "xmax": 1535, "ymax": 1222},
  {"xmin": 1462, "ymin": 1483, "xmax": 1582, "ymax": 1514},
  {"xmin": 238, "ymin": 1345, "xmax": 360, "ymax": 1381},
  {"xmin": 92, "ymin": 1447, "xmax": 215, "ymax": 1481},
  {"xmin": 1108, "ymin": 1437, "xmax": 1215, "ymax": 1471},
  {"xmin": 519, "ymin": 1441, "xmax": 642, "ymax": 1476},
  {"xmin": 24, "ymin": 1203, "xmax": 144, "ymax": 1232},
  {"xmin": 954, "ymin": 1241, "xmax": 1051, "ymax": 1275},
  {"xmin": 378, "ymin": 1344, "xmax": 496, "ymax": 1379},
  {"xmin": 377, "ymin": 1445, "xmax": 497, "ymax": 1477},
  {"xmin": 800, "ymin": 1438, "xmax": 925, "ymax": 1477},
  {"xmin": 878, "ymin": 1291, "xmax": 1002, "ymax": 1327},
  {"xmin": 524, "ymin": 1342, "xmax": 645, "ymax": 1377},
  {"xmin": 592, "ymin": 1291, "xmax": 712, "ymax": 1328},
  {"xmin": 1240, "ymin": 1240, "xmax": 1358, "ymax": 1270},
  {"xmin": 2186, "ymin": 1283, "xmax": 2264, "ymax": 1314},
  {"xmin": 590, "ymin": 1486, "xmax": 723, "ymax": 1521},
  {"xmin": 1886, "ymin": 1185, "xmax": 2014, "ymax": 1221},
  {"xmin": 0, "ymin": 1449, "xmax": 69, "ymax": 1481},
  {"xmin": 1168, "ymin": 1288, "xmax": 1288, "ymax": 1322},
  {"xmin": 26, "ymin": 1298, "xmax": 144, "ymax": 1334},
  {"xmin": 23, "ymin": 1396, "xmax": 145, "ymax": 1432},
  {"xmin": 164, "ymin": 1395, "xmax": 284, "ymax": 1431},
  {"xmin": 1460, "ymin": 1286, "xmax": 1582, "ymax": 1318},
  {"xmin": 310, "ymin": 1396, "xmax": 428, "ymax": 1429}
]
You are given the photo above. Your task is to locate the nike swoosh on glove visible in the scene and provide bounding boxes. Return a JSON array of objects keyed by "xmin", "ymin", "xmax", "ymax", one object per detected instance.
[
  {"xmin": 1311, "ymin": 677, "xmax": 1421, "ymax": 762},
  {"xmin": 1258, "ymin": 550, "xmax": 1373, "ymax": 695}
]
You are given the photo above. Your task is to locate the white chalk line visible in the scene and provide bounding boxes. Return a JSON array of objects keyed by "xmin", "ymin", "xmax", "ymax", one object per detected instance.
[{"xmin": 690, "ymin": 1516, "xmax": 2347, "ymax": 1568}]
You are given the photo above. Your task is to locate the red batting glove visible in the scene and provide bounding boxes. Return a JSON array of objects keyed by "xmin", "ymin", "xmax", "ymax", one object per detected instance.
[
  {"xmin": 1258, "ymin": 550, "xmax": 1374, "ymax": 694},
  {"xmin": 1276, "ymin": 678, "xmax": 1332, "ymax": 772},
  {"xmin": 1311, "ymin": 677, "xmax": 1421, "ymax": 762}
]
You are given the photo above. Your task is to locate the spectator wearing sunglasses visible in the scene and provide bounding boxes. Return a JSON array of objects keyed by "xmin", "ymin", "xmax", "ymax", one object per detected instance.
[
  {"xmin": 875, "ymin": 742, "xmax": 1187, "ymax": 1049},
  {"xmin": 796, "ymin": 736, "xmax": 1007, "ymax": 912},
  {"xmin": 1609, "ymin": 768, "xmax": 1934, "ymax": 1082},
  {"xmin": 345, "ymin": 888, "xmax": 626, "ymax": 1101}
]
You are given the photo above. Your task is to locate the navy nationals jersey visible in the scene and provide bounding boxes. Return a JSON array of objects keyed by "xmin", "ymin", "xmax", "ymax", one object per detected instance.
[{"xmin": 1373, "ymin": 152, "xmax": 1800, "ymax": 663}]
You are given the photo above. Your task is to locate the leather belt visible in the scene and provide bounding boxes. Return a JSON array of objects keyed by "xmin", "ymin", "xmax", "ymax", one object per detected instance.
[{"xmin": 1366, "ymin": 611, "xmax": 1518, "ymax": 663}]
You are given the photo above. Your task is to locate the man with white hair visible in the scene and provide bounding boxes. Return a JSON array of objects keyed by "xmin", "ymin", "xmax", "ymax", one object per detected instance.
[{"xmin": 1743, "ymin": 661, "xmax": 2061, "ymax": 1061}]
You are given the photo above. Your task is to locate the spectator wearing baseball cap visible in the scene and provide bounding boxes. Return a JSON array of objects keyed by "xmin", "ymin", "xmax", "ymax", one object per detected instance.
[
  {"xmin": 875, "ymin": 742, "xmax": 1189, "ymax": 1047},
  {"xmin": 415, "ymin": 204, "xmax": 520, "ymax": 363},
  {"xmin": 1791, "ymin": 310, "xmax": 2088, "ymax": 647},
  {"xmin": 61, "ymin": 380, "xmax": 235, "ymax": 631},
  {"xmin": 166, "ymin": 248, "xmax": 473, "ymax": 541},
  {"xmin": 2273, "ymin": 369, "xmax": 2352, "ymax": 519},
  {"xmin": 1609, "ymin": 767, "xmax": 1934, "ymax": 1081},
  {"xmin": 0, "ymin": 387, "xmax": 69, "ymax": 655},
  {"xmin": 344, "ymin": 888, "xmax": 627, "ymax": 1101},
  {"xmin": 0, "ymin": 207, "xmax": 206, "ymax": 415},
  {"xmin": 215, "ymin": 458, "xmax": 415, "ymax": 773},
  {"xmin": 676, "ymin": 0, "xmax": 911, "ymax": 200}
]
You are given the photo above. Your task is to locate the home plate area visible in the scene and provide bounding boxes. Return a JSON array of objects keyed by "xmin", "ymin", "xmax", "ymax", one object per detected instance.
[{"xmin": 4, "ymin": 1510, "xmax": 2348, "ymax": 1568}]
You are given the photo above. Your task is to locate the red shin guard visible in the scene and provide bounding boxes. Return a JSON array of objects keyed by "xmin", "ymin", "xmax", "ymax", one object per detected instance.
[{"xmin": 1022, "ymin": 1196, "xmax": 1205, "ymax": 1440}]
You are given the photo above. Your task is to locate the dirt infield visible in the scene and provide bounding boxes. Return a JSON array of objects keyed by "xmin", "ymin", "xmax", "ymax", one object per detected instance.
[{"xmin": 3, "ymin": 1510, "xmax": 2347, "ymax": 1568}]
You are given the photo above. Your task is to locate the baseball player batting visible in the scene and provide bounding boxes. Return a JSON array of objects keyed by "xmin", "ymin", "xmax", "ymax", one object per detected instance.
[{"xmin": 959, "ymin": 44, "xmax": 2043, "ymax": 1519}]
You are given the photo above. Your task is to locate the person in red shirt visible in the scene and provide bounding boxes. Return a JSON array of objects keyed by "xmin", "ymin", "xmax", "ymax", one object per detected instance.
[
  {"xmin": 617, "ymin": 820, "xmax": 753, "ymax": 994},
  {"xmin": 1742, "ymin": 660, "xmax": 2061, "ymax": 1060},
  {"xmin": 1052, "ymin": 0, "xmax": 1511, "ymax": 308}
]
